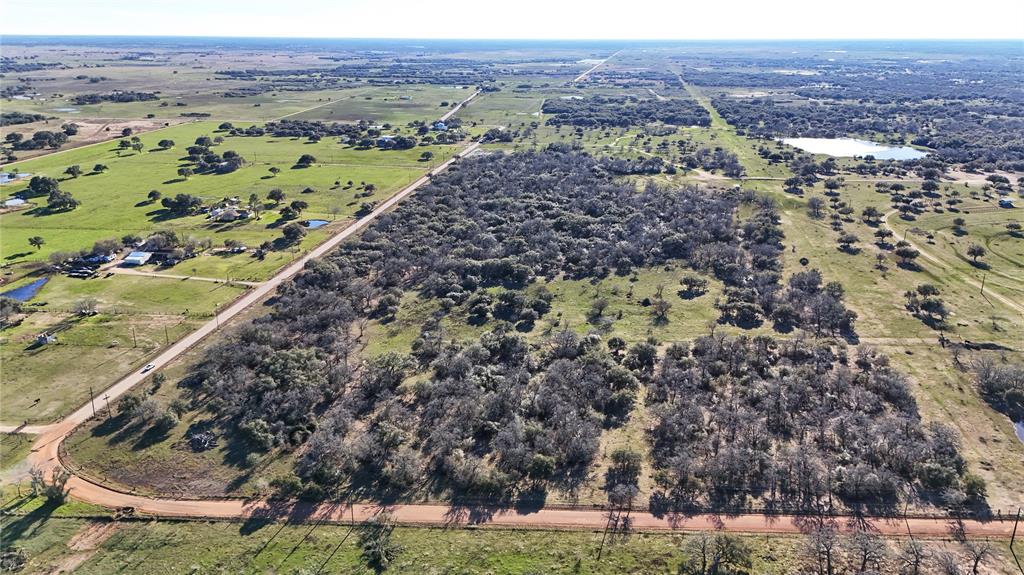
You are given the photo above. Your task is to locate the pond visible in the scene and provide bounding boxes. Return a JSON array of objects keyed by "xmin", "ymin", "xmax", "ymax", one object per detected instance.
[
  {"xmin": 1015, "ymin": 421, "xmax": 1024, "ymax": 445},
  {"xmin": 305, "ymin": 219, "xmax": 329, "ymax": 229},
  {"xmin": 52, "ymin": 107, "xmax": 80, "ymax": 113},
  {"xmin": 781, "ymin": 137, "xmax": 927, "ymax": 160},
  {"xmin": 0, "ymin": 277, "xmax": 49, "ymax": 302}
]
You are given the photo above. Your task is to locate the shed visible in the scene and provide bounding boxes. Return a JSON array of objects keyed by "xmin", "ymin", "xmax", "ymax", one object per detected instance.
[{"xmin": 123, "ymin": 251, "xmax": 153, "ymax": 266}]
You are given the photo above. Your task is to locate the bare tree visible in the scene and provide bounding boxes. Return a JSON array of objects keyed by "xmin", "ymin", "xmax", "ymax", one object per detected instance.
[
  {"xmin": 846, "ymin": 530, "xmax": 887, "ymax": 573},
  {"xmin": 961, "ymin": 539, "xmax": 992, "ymax": 575},
  {"xmin": 895, "ymin": 539, "xmax": 929, "ymax": 575},
  {"xmin": 803, "ymin": 526, "xmax": 840, "ymax": 575},
  {"xmin": 934, "ymin": 550, "xmax": 963, "ymax": 575}
]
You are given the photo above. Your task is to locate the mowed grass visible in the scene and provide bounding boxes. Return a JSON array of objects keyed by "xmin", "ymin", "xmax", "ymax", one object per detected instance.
[
  {"xmin": 0, "ymin": 274, "xmax": 246, "ymax": 423},
  {"xmin": 1, "ymin": 511, "xmax": 800, "ymax": 575},
  {"xmin": 1, "ymin": 120, "xmax": 457, "ymax": 273}
]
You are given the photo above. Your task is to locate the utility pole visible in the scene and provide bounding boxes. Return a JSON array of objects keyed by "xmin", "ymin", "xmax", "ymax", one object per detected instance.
[
  {"xmin": 164, "ymin": 324, "xmax": 169, "ymax": 345},
  {"xmin": 89, "ymin": 386, "xmax": 96, "ymax": 417},
  {"xmin": 131, "ymin": 326, "xmax": 137, "ymax": 347},
  {"xmin": 980, "ymin": 273, "xmax": 987, "ymax": 295},
  {"xmin": 103, "ymin": 394, "xmax": 111, "ymax": 419}
]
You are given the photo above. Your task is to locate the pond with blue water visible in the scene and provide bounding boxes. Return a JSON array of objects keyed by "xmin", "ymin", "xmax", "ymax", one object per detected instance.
[
  {"xmin": 781, "ymin": 137, "xmax": 928, "ymax": 160},
  {"xmin": 0, "ymin": 277, "xmax": 49, "ymax": 302}
]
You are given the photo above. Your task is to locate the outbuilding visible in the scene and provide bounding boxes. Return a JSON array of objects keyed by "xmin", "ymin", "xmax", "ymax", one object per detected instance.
[{"xmin": 122, "ymin": 251, "xmax": 153, "ymax": 266}]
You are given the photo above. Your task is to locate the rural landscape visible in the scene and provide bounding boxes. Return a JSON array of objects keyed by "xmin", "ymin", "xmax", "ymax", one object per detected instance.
[{"xmin": 0, "ymin": 26, "xmax": 1022, "ymax": 575}]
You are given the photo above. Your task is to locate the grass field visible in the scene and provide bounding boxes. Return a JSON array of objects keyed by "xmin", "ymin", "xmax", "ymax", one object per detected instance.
[
  {"xmin": 289, "ymin": 84, "xmax": 473, "ymax": 124},
  {"xmin": 1, "ymin": 121, "xmax": 456, "ymax": 269},
  {"xmin": 747, "ymin": 176, "xmax": 1024, "ymax": 509}
]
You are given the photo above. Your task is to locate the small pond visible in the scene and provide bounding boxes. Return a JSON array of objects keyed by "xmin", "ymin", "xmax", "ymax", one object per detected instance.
[
  {"xmin": 1, "ymin": 277, "xmax": 49, "ymax": 302},
  {"xmin": 52, "ymin": 107, "xmax": 80, "ymax": 113},
  {"xmin": 305, "ymin": 219, "xmax": 329, "ymax": 229},
  {"xmin": 781, "ymin": 137, "xmax": 927, "ymax": 160},
  {"xmin": 1015, "ymin": 421, "xmax": 1024, "ymax": 445}
]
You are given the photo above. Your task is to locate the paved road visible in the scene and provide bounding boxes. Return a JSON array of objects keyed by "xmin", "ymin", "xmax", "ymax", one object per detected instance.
[
  {"xmin": 439, "ymin": 90, "xmax": 481, "ymax": 122},
  {"xmin": 12, "ymin": 142, "xmax": 1019, "ymax": 539},
  {"xmin": 573, "ymin": 50, "xmax": 623, "ymax": 83}
]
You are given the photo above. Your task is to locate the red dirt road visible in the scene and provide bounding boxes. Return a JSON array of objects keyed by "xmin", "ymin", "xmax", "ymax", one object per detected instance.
[{"xmin": 23, "ymin": 416, "xmax": 1015, "ymax": 538}]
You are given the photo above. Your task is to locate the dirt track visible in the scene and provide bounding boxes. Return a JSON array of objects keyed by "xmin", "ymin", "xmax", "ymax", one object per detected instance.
[{"xmin": 882, "ymin": 209, "xmax": 1024, "ymax": 317}]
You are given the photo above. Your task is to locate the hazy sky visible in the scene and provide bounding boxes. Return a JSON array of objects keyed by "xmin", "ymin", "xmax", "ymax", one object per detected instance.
[{"xmin": 2, "ymin": 0, "xmax": 1022, "ymax": 39}]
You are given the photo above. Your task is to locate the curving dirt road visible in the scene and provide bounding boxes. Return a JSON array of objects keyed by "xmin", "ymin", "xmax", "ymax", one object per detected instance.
[{"xmin": 22, "ymin": 417, "xmax": 1018, "ymax": 538}]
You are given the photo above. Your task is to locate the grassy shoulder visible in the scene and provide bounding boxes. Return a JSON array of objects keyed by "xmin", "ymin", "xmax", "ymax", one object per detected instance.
[
  {"xmin": 5, "ymin": 511, "xmax": 1022, "ymax": 575},
  {"xmin": 0, "ymin": 433, "xmax": 33, "ymax": 472}
]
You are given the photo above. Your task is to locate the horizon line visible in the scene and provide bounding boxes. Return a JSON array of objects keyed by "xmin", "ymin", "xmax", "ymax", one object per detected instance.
[{"xmin": 2, "ymin": 34, "xmax": 1022, "ymax": 42}]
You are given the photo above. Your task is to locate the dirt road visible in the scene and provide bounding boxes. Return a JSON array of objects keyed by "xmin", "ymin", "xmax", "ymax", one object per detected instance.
[{"xmin": 24, "ymin": 420, "xmax": 1022, "ymax": 538}]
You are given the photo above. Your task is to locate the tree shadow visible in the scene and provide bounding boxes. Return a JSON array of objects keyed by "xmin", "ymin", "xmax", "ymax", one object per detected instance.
[
  {"xmin": 0, "ymin": 498, "xmax": 62, "ymax": 542},
  {"xmin": 677, "ymin": 289, "xmax": 706, "ymax": 300}
]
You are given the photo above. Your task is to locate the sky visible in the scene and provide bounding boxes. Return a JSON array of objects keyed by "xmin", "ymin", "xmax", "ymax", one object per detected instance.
[{"xmin": 1, "ymin": 0, "xmax": 1022, "ymax": 40}]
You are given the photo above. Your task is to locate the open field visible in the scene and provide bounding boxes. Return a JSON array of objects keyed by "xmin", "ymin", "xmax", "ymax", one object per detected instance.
[{"xmin": 1, "ymin": 120, "xmax": 456, "ymax": 269}]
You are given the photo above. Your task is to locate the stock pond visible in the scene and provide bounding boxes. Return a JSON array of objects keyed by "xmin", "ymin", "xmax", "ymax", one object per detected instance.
[
  {"xmin": 782, "ymin": 137, "xmax": 927, "ymax": 160},
  {"xmin": 0, "ymin": 277, "xmax": 49, "ymax": 302}
]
